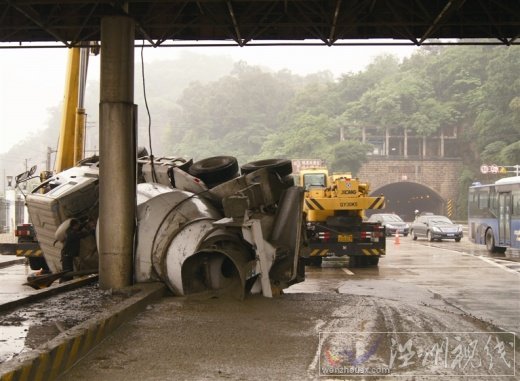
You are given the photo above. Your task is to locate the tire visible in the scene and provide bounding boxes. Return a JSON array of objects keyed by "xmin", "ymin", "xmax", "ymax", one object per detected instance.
[
  {"xmin": 349, "ymin": 256, "xmax": 358, "ymax": 267},
  {"xmin": 29, "ymin": 257, "xmax": 49, "ymax": 272},
  {"xmin": 282, "ymin": 175, "xmax": 295, "ymax": 187},
  {"xmin": 455, "ymin": 237, "xmax": 461, "ymax": 242},
  {"xmin": 367, "ymin": 256, "xmax": 379, "ymax": 266},
  {"xmin": 485, "ymin": 229, "xmax": 496, "ymax": 252},
  {"xmin": 171, "ymin": 157, "xmax": 193, "ymax": 173},
  {"xmin": 240, "ymin": 158, "xmax": 293, "ymax": 177},
  {"xmin": 411, "ymin": 230, "xmax": 417, "ymax": 240},
  {"xmin": 485, "ymin": 229, "xmax": 507, "ymax": 253},
  {"xmin": 188, "ymin": 156, "xmax": 239, "ymax": 188},
  {"xmin": 427, "ymin": 230, "xmax": 434, "ymax": 242},
  {"xmin": 305, "ymin": 256, "xmax": 323, "ymax": 267}
]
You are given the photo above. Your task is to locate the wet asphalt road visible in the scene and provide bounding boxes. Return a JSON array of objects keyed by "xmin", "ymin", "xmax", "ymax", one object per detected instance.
[
  {"xmin": 0, "ymin": 257, "xmax": 39, "ymax": 305},
  {"xmin": 58, "ymin": 236, "xmax": 520, "ymax": 381}
]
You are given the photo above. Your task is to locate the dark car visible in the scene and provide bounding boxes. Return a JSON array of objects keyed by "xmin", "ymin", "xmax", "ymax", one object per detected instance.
[
  {"xmin": 367, "ymin": 213, "xmax": 410, "ymax": 237},
  {"xmin": 410, "ymin": 215, "xmax": 462, "ymax": 242}
]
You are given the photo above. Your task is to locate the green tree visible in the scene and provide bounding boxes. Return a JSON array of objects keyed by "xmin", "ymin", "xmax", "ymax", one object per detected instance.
[
  {"xmin": 329, "ymin": 141, "xmax": 373, "ymax": 175},
  {"xmin": 261, "ymin": 113, "xmax": 333, "ymax": 160},
  {"xmin": 173, "ymin": 63, "xmax": 303, "ymax": 162}
]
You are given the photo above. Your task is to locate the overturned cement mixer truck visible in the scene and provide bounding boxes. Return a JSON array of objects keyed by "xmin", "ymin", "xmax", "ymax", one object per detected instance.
[{"xmin": 25, "ymin": 155, "xmax": 307, "ymax": 298}]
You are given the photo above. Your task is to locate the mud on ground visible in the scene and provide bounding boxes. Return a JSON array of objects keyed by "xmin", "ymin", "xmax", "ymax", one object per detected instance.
[
  {"xmin": 0, "ymin": 283, "xmax": 127, "ymax": 363},
  {"xmin": 60, "ymin": 291, "xmax": 519, "ymax": 381}
]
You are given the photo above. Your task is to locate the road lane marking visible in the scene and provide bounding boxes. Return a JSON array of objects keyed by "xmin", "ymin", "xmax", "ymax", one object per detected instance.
[
  {"xmin": 476, "ymin": 256, "xmax": 520, "ymax": 276},
  {"xmin": 342, "ymin": 268, "xmax": 354, "ymax": 275}
]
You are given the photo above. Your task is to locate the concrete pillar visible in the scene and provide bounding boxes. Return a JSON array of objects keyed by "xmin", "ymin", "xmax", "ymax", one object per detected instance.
[{"xmin": 99, "ymin": 16, "xmax": 135, "ymax": 290}]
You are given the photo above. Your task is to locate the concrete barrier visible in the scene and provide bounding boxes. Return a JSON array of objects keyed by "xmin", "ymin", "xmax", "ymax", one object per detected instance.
[{"xmin": 0, "ymin": 282, "xmax": 166, "ymax": 381}]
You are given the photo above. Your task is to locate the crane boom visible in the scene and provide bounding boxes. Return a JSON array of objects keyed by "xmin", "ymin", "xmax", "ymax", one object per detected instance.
[{"xmin": 55, "ymin": 47, "xmax": 89, "ymax": 172}]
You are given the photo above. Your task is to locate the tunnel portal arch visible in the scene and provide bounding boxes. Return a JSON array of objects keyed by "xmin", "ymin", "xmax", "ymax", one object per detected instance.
[{"xmin": 370, "ymin": 182, "xmax": 444, "ymax": 222}]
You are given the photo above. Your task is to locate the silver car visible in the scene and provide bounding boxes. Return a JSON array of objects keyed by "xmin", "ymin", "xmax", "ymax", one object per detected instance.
[
  {"xmin": 410, "ymin": 215, "xmax": 463, "ymax": 242},
  {"xmin": 367, "ymin": 213, "xmax": 410, "ymax": 237}
]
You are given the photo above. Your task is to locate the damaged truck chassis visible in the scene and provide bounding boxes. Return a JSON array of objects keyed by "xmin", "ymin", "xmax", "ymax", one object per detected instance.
[{"xmin": 26, "ymin": 156, "xmax": 307, "ymax": 298}]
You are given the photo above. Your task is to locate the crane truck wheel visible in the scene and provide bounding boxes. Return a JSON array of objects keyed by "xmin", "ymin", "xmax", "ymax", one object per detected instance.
[
  {"xmin": 240, "ymin": 159, "xmax": 293, "ymax": 177},
  {"xmin": 188, "ymin": 156, "xmax": 239, "ymax": 188},
  {"xmin": 304, "ymin": 256, "xmax": 322, "ymax": 267},
  {"xmin": 349, "ymin": 256, "xmax": 358, "ymax": 267},
  {"xmin": 367, "ymin": 257, "xmax": 379, "ymax": 266}
]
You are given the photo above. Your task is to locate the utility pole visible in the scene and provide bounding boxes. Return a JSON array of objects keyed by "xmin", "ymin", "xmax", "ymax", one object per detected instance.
[
  {"xmin": 23, "ymin": 158, "xmax": 30, "ymax": 190},
  {"xmin": 46, "ymin": 147, "xmax": 57, "ymax": 172}
]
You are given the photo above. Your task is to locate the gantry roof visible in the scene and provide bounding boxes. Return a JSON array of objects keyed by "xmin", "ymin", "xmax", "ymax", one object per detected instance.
[{"xmin": 1, "ymin": 0, "xmax": 519, "ymax": 48}]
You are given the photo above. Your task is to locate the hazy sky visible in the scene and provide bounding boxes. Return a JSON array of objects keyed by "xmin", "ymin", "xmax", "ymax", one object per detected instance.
[{"xmin": 0, "ymin": 43, "xmax": 417, "ymax": 156}]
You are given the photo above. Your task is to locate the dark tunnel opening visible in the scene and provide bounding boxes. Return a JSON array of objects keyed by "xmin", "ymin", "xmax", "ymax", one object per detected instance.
[{"xmin": 369, "ymin": 182, "xmax": 444, "ymax": 222}]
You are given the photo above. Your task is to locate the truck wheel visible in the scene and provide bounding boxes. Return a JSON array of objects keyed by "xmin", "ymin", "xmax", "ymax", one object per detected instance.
[
  {"xmin": 305, "ymin": 257, "xmax": 323, "ymax": 267},
  {"xmin": 367, "ymin": 257, "xmax": 379, "ymax": 266},
  {"xmin": 240, "ymin": 159, "xmax": 293, "ymax": 177},
  {"xmin": 188, "ymin": 156, "xmax": 239, "ymax": 188},
  {"xmin": 349, "ymin": 256, "xmax": 359, "ymax": 267},
  {"xmin": 29, "ymin": 257, "xmax": 49, "ymax": 272}
]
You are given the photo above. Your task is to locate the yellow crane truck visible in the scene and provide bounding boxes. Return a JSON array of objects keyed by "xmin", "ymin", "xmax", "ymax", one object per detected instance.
[{"xmin": 299, "ymin": 167, "xmax": 386, "ymax": 267}]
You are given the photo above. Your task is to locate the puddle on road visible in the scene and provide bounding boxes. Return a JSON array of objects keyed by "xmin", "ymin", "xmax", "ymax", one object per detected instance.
[
  {"xmin": 0, "ymin": 325, "xmax": 29, "ymax": 363},
  {"xmin": 337, "ymin": 279, "xmax": 446, "ymax": 307}
]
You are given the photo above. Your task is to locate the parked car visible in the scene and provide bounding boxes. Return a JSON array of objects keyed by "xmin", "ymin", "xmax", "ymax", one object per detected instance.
[
  {"xmin": 410, "ymin": 214, "xmax": 462, "ymax": 242},
  {"xmin": 367, "ymin": 213, "xmax": 409, "ymax": 237}
]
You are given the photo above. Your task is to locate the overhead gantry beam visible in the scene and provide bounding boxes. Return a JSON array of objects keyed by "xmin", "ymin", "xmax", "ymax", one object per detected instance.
[
  {"xmin": 227, "ymin": 1, "xmax": 244, "ymax": 46},
  {"xmin": 1, "ymin": 1, "xmax": 520, "ymax": 46},
  {"xmin": 5, "ymin": 0, "xmax": 72, "ymax": 46},
  {"xmin": 419, "ymin": 0, "xmax": 467, "ymax": 44}
]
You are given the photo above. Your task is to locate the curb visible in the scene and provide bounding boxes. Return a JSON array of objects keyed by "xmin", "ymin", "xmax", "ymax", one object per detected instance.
[
  {"xmin": 0, "ymin": 258, "xmax": 25, "ymax": 269},
  {"xmin": 0, "ymin": 282, "xmax": 166, "ymax": 381},
  {"xmin": 0, "ymin": 275, "xmax": 99, "ymax": 314}
]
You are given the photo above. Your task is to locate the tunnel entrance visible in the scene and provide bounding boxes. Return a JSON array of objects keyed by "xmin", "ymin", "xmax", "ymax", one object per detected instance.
[{"xmin": 369, "ymin": 182, "xmax": 444, "ymax": 222}]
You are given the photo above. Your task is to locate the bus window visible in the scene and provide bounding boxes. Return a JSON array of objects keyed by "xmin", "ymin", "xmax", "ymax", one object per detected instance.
[
  {"xmin": 468, "ymin": 188, "xmax": 478, "ymax": 215},
  {"xmin": 478, "ymin": 189, "xmax": 489, "ymax": 209},
  {"xmin": 513, "ymin": 189, "xmax": 520, "ymax": 217}
]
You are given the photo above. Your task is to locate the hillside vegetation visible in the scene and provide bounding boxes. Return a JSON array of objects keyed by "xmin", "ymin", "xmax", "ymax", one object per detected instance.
[{"xmin": 2, "ymin": 46, "xmax": 519, "ymax": 211}]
